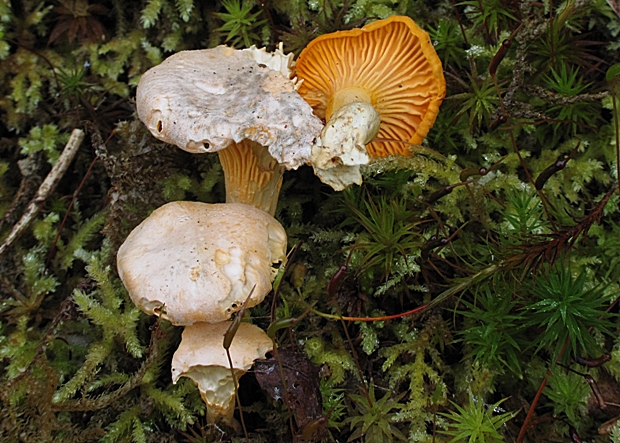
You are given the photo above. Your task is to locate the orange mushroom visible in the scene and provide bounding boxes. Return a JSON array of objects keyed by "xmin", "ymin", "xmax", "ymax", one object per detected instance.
[{"xmin": 295, "ymin": 16, "xmax": 446, "ymax": 189}]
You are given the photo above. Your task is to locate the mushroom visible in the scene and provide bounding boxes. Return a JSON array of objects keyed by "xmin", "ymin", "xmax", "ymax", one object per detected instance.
[
  {"xmin": 294, "ymin": 16, "xmax": 446, "ymax": 190},
  {"xmin": 116, "ymin": 201, "xmax": 287, "ymax": 325},
  {"xmin": 136, "ymin": 45, "xmax": 323, "ymax": 215},
  {"xmin": 171, "ymin": 321, "xmax": 273, "ymax": 424}
]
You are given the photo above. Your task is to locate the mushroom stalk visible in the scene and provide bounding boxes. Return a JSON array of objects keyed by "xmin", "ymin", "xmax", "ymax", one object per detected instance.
[
  {"xmin": 310, "ymin": 101, "xmax": 380, "ymax": 191},
  {"xmin": 217, "ymin": 139, "xmax": 283, "ymax": 216}
]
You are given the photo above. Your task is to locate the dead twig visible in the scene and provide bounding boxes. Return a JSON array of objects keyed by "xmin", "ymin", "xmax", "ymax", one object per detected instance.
[{"xmin": 0, "ymin": 128, "xmax": 84, "ymax": 261}]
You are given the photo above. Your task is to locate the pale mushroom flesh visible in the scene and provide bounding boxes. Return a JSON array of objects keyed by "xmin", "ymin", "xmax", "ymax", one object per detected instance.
[{"xmin": 310, "ymin": 101, "xmax": 381, "ymax": 191}]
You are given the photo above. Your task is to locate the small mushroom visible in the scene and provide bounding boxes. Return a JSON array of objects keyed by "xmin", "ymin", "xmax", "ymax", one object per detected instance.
[
  {"xmin": 171, "ymin": 321, "xmax": 273, "ymax": 425},
  {"xmin": 116, "ymin": 201, "xmax": 286, "ymax": 325},
  {"xmin": 295, "ymin": 16, "xmax": 446, "ymax": 190},
  {"xmin": 136, "ymin": 45, "xmax": 323, "ymax": 215}
]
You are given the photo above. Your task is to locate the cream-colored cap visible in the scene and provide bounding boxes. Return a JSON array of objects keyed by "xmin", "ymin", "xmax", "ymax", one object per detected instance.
[
  {"xmin": 117, "ymin": 202, "xmax": 287, "ymax": 325},
  {"xmin": 136, "ymin": 45, "xmax": 323, "ymax": 170},
  {"xmin": 171, "ymin": 321, "xmax": 273, "ymax": 424}
]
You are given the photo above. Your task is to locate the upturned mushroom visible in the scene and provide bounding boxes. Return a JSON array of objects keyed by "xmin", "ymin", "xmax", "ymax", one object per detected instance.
[
  {"xmin": 171, "ymin": 321, "xmax": 273, "ymax": 425},
  {"xmin": 136, "ymin": 45, "xmax": 323, "ymax": 215},
  {"xmin": 116, "ymin": 201, "xmax": 286, "ymax": 325},
  {"xmin": 295, "ymin": 16, "xmax": 446, "ymax": 190}
]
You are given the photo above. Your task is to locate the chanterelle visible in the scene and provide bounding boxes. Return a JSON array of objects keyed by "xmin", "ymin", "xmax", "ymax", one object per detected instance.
[
  {"xmin": 136, "ymin": 45, "xmax": 323, "ymax": 215},
  {"xmin": 295, "ymin": 16, "xmax": 446, "ymax": 190},
  {"xmin": 171, "ymin": 321, "xmax": 273, "ymax": 425},
  {"xmin": 116, "ymin": 201, "xmax": 287, "ymax": 325}
]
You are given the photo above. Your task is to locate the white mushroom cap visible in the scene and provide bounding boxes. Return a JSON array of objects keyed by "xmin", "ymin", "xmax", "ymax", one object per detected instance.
[
  {"xmin": 136, "ymin": 45, "xmax": 323, "ymax": 170},
  {"xmin": 171, "ymin": 321, "xmax": 273, "ymax": 424},
  {"xmin": 116, "ymin": 202, "xmax": 287, "ymax": 325}
]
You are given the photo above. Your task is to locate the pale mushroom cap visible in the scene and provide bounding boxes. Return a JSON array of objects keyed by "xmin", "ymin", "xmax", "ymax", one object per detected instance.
[
  {"xmin": 117, "ymin": 202, "xmax": 287, "ymax": 325},
  {"xmin": 295, "ymin": 16, "xmax": 446, "ymax": 157},
  {"xmin": 136, "ymin": 45, "xmax": 323, "ymax": 170},
  {"xmin": 171, "ymin": 321, "xmax": 273, "ymax": 424}
]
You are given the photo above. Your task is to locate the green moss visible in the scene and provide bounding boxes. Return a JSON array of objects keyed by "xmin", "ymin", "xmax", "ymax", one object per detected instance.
[{"xmin": 1, "ymin": 0, "xmax": 620, "ymax": 441}]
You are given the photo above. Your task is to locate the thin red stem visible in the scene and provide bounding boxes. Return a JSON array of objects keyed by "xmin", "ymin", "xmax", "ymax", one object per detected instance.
[{"xmin": 313, "ymin": 303, "xmax": 429, "ymax": 322}]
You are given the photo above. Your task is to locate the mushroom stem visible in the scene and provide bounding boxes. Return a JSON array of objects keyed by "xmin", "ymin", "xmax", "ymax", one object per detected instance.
[
  {"xmin": 217, "ymin": 140, "xmax": 284, "ymax": 216},
  {"xmin": 325, "ymin": 87, "xmax": 374, "ymax": 121},
  {"xmin": 310, "ymin": 101, "xmax": 381, "ymax": 191}
]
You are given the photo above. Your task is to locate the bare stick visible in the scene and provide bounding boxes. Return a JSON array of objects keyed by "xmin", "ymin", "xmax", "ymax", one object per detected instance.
[
  {"xmin": 0, "ymin": 128, "xmax": 84, "ymax": 260},
  {"xmin": 224, "ymin": 286, "xmax": 255, "ymax": 443}
]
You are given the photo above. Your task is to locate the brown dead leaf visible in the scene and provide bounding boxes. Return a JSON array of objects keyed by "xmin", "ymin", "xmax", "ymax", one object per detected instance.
[{"xmin": 255, "ymin": 349, "xmax": 326, "ymax": 441}]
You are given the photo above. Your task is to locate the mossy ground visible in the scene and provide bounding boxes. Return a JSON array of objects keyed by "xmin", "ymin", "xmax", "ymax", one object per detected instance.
[{"xmin": 1, "ymin": 1, "xmax": 620, "ymax": 442}]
